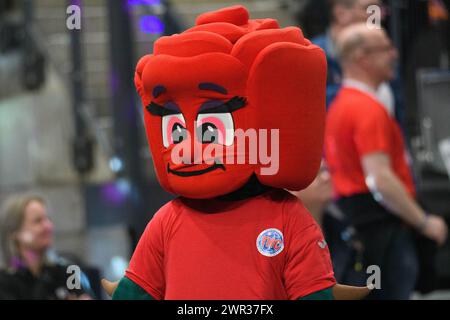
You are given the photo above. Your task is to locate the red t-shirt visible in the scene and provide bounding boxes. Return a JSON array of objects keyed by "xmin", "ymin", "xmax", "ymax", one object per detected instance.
[
  {"xmin": 125, "ymin": 189, "xmax": 336, "ymax": 300},
  {"xmin": 324, "ymin": 87, "xmax": 416, "ymax": 198}
]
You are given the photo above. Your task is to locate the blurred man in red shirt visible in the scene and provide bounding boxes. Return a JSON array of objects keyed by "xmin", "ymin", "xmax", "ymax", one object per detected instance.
[{"xmin": 325, "ymin": 23, "xmax": 448, "ymax": 299}]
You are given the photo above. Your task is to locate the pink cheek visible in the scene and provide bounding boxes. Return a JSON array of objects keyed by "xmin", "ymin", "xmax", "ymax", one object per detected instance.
[
  {"xmin": 199, "ymin": 117, "xmax": 226, "ymax": 145},
  {"xmin": 40, "ymin": 221, "xmax": 53, "ymax": 236}
]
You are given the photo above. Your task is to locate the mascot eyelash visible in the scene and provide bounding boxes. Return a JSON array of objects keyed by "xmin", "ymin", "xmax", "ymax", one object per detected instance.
[{"xmin": 146, "ymin": 96, "xmax": 247, "ymax": 117}]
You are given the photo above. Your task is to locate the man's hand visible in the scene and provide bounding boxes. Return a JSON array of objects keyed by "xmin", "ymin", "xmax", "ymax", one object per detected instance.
[
  {"xmin": 362, "ymin": 152, "xmax": 448, "ymax": 246},
  {"xmin": 421, "ymin": 214, "xmax": 448, "ymax": 246}
]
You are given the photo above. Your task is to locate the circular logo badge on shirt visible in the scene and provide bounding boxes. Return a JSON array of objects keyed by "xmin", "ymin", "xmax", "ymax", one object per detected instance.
[{"xmin": 256, "ymin": 228, "xmax": 284, "ymax": 257}]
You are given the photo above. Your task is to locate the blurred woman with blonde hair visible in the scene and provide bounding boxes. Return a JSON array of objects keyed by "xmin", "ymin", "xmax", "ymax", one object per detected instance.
[{"xmin": 0, "ymin": 194, "xmax": 92, "ymax": 299}]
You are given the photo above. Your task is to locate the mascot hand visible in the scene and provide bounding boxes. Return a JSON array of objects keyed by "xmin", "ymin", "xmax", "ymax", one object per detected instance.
[
  {"xmin": 101, "ymin": 279, "xmax": 119, "ymax": 298},
  {"xmin": 332, "ymin": 284, "xmax": 372, "ymax": 300}
]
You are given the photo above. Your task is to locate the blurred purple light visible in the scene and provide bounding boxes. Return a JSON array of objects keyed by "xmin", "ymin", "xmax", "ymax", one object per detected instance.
[
  {"xmin": 139, "ymin": 15, "xmax": 164, "ymax": 34},
  {"xmin": 110, "ymin": 71, "xmax": 119, "ymax": 92},
  {"xmin": 101, "ymin": 181, "xmax": 129, "ymax": 205},
  {"xmin": 128, "ymin": 0, "xmax": 161, "ymax": 5}
]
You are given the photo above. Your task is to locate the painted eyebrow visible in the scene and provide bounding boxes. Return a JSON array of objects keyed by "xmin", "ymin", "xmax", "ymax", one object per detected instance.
[
  {"xmin": 152, "ymin": 85, "xmax": 166, "ymax": 98},
  {"xmin": 198, "ymin": 96, "xmax": 247, "ymax": 114},
  {"xmin": 198, "ymin": 82, "xmax": 228, "ymax": 95},
  {"xmin": 146, "ymin": 101, "xmax": 181, "ymax": 116}
]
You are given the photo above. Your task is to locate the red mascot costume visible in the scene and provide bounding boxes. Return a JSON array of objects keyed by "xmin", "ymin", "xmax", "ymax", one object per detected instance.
[{"xmin": 103, "ymin": 5, "xmax": 369, "ymax": 300}]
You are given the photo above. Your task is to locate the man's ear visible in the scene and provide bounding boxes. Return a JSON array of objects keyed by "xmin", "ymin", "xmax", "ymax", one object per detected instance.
[
  {"xmin": 134, "ymin": 54, "xmax": 152, "ymax": 106},
  {"xmin": 352, "ymin": 47, "xmax": 367, "ymax": 65}
]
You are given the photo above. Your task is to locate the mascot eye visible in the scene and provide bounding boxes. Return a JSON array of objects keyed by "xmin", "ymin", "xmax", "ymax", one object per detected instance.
[
  {"xmin": 196, "ymin": 113, "xmax": 234, "ymax": 146},
  {"xmin": 200, "ymin": 123, "xmax": 219, "ymax": 144},
  {"xmin": 172, "ymin": 123, "xmax": 187, "ymax": 144},
  {"xmin": 162, "ymin": 114, "xmax": 186, "ymax": 147}
]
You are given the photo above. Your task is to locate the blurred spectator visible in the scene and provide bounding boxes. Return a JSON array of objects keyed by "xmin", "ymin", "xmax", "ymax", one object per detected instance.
[
  {"xmin": 0, "ymin": 194, "xmax": 93, "ymax": 299},
  {"xmin": 292, "ymin": 162, "xmax": 333, "ymax": 226},
  {"xmin": 307, "ymin": 0, "xmax": 402, "ymax": 285},
  {"xmin": 325, "ymin": 23, "xmax": 448, "ymax": 299},
  {"xmin": 311, "ymin": 0, "xmax": 398, "ymax": 115},
  {"xmin": 293, "ymin": 0, "xmax": 330, "ymax": 39}
]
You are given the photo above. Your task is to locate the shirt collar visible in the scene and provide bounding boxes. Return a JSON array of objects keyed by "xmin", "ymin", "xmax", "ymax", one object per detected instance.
[{"xmin": 342, "ymin": 78, "xmax": 379, "ymax": 101}]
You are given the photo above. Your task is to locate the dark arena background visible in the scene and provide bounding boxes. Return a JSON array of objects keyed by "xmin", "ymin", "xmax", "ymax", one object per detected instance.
[{"xmin": 0, "ymin": 0, "xmax": 449, "ymax": 306}]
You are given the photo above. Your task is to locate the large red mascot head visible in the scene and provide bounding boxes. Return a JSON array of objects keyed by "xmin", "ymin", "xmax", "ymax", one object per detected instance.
[{"xmin": 134, "ymin": 5, "xmax": 326, "ymax": 199}]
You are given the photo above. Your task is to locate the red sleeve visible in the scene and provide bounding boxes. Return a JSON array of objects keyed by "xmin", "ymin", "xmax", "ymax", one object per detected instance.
[
  {"xmin": 125, "ymin": 207, "xmax": 167, "ymax": 300},
  {"xmin": 283, "ymin": 198, "xmax": 336, "ymax": 299},
  {"xmin": 353, "ymin": 101, "xmax": 392, "ymax": 157}
]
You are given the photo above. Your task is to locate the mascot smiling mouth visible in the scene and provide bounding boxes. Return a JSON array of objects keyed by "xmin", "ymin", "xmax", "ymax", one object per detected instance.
[{"xmin": 167, "ymin": 162, "xmax": 226, "ymax": 177}]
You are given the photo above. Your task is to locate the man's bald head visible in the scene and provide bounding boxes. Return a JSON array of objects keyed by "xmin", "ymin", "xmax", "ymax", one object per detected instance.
[
  {"xmin": 336, "ymin": 23, "xmax": 385, "ymax": 65},
  {"xmin": 336, "ymin": 23, "xmax": 398, "ymax": 84}
]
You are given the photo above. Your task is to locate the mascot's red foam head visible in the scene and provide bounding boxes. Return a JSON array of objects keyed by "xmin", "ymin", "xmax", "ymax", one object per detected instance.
[{"xmin": 134, "ymin": 5, "xmax": 326, "ymax": 199}]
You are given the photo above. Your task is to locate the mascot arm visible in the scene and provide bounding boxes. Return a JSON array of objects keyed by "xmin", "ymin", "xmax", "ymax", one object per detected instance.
[
  {"xmin": 111, "ymin": 277, "xmax": 155, "ymax": 300},
  {"xmin": 299, "ymin": 287, "xmax": 334, "ymax": 300},
  {"xmin": 299, "ymin": 285, "xmax": 371, "ymax": 300}
]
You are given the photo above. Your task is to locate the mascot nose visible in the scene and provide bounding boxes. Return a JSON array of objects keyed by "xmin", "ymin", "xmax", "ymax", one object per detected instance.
[{"xmin": 191, "ymin": 140, "xmax": 205, "ymax": 165}]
